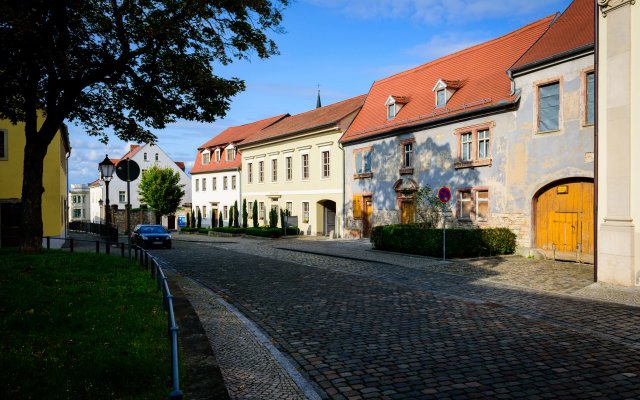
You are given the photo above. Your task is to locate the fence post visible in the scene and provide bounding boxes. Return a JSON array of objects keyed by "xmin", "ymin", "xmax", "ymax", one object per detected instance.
[
  {"xmin": 46, "ymin": 237, "xmax": 50, "ymax": 249},
  {"xmin": 120, "ymin": 243, "xmax": 125, "ymax": 258},
  {"xmin": 106, "ymin": 240, "xmax": 111, "ymax": 255},
  {"xmin": 96, "ymin": 241, "xmax": 100, "ymax": 254},
  {"xmin": 70, "ymin": 238, "xmax": 74, "ymax": 253}
]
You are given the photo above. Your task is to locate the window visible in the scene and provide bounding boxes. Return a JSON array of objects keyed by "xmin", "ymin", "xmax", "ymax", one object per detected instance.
[
  {"xmin": 203, "ymin": 206, "xmax": 207, "ymax": 219},
  {"xmin": 476, "ymin": 191, "xmax": 489, "ymax": 222},
  {"xmin": 477, "ymin": 130, "xmax": 489, "ymax": 160},
  {"xmin": 458, "ymin": 188, "xmax": 489, "ymax": 222},
  {"xmin": 213, "ymin": 177, "xmax": 217, "ymax": 190},
  {"xmin": 302, "ymin": 202, "xmax": 310, "ymax": 223},
  {"xmin": 403, "ymin": 143, "xmax": 413, "ymax": 168},
  {"xmin": 286, "ymin": 156, "xmax": 292, "ymax": 181},
  {"xmin": 436, "ymin": 89, "xmax": 446, "ymax": 107},
  {"xmin": 195, "ymin": 179, "xmax": 199, "ymax": 192},
  {"xmin": 215, "ymin": 149, "xmax": 221, "ymax": 162},
  {"xmin": 248, "ymin": 163, "xmax": 253, "ymax": 184},
  {"xmin": 271, "ymin": 159, "xmax": 278, "ymax": 182},
  {"xmin": 322, "ymin": 151, "xmax": 330, "ymax": 178},
  {"xmin": 223, "ymin": 206, "xmax": 228, "ymax": 220},
  {"xmin": 459, "ymin": 190, "xmax": 472, "ymax": 220},
  {"xmin": 259, "ymin": 202, "xmax": 265, "ymax": 220},
  {"xmin": 301, "ymin": 154, "xmax": 309, "ymax": 179},
  {"xmin": 461, "ymin": 133, "xmax": 472, "ymax": 161},
  {"xmin": 258, "ymin": 161, "xmax": 264, "ymax": 183},
  {"xmin": 144, "ymin": 152, "xmax": 148, "ymax": 161},
  {"xmin": 586, "ymin": 72, "xmax": 595, "ymax": 125},
  {"xmin": 286, "ymin": 202, "xmax": 293, "ymax": 215},
  {"xmin": 155, "ymin": 153, "xmax": 159, "ymax": 161},
  {"xmin": 387, "ymin": 104, "xmax": 396, "ymax": 119},
  {"xmin": 226, "ymin": 148, "xmax": 236, "ymax": 161},
  {"xmin": 73, "ymin": 209, "xmax": 81, "ymax": 218},
  {"xmin": 538, "ymin": 82, "xmax": 560, "ymax": 131},
  {"xmin": 454, "ymin": 123, "xmax": 493, "ymax": 168},
  {"xmin": 354, "ymin": 148, "xmax": 372, "ymax": 176},
  {"xmin": 232, "ymin": 176, "xmax": 237, "ymax": 190},
  {"xmin": 202, "ymin": 177, "xmax": 207, "ymax": 191},
  {"xmin": 119, "ymin": 191, "xmax": 126, "ymax": 203},
  {"xmin": 223, "ymin": 176, "xmax": 228, "ymax": 190},
  {"xmin": 202, "ymin": 152, "xmax": 210, "ymax": 165},
  {"xmin": 0, "ymin": 129, "xmax": 7, "ymax": 160}
]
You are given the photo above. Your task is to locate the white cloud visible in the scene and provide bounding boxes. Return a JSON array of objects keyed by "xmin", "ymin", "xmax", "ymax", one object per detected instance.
[
  {"xmin": 304, "ymin": 0, "xmax": 562, "ymax": 24},
  {"xmin": 406, "ymin": 32, "xmax": 485, "ymax": 61}
]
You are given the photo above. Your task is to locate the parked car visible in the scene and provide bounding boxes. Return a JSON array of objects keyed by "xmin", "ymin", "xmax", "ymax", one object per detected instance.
[{"xmin": 130, "ymin": 224, "xmax": 172, "ymax": 249}]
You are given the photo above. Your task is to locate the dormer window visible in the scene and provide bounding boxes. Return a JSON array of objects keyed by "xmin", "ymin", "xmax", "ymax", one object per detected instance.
[
  {"xmin": 226, "ymin": 146, "xmax": 236, "ymax": 161},
  {"xmin": 214, "ymin": 148, "xmax": 221, "ymax": 162},
  {"xmin": 201, "ymin": 150, "xmax": 211, "ymax": 165},
  {"xmin": 436, "ymin": 89, "xmax": 446, "ymax": 108},
  {"xmin": 433, "ymin": 79, "xmax": 463, "ymax": 108},
  {"xmin": 385, "ymin": 96, "xmax": 410, "ymax": 120}
]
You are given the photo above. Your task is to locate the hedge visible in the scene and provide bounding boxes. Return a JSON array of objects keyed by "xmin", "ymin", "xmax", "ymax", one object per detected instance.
[
  {"xmin": 245, "ymin": 227, "xmax": 282, "ymax": 238},
  {"xmin": 210, "ymin": 227, "xmax": 246, "ymax": 234},
  {"xmin": 371, "ymin": 224, "xmax": 516, "ymax": 258}
]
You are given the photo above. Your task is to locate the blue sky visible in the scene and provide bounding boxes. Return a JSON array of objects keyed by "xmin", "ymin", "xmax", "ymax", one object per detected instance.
[{"xmin": 67, "ymin": 0, "xmax": 573, "ymax": 185}]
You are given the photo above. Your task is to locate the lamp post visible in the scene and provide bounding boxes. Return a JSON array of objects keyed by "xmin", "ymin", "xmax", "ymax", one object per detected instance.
[
  {"xmin": 98, "ymin": 199, "xmax": 104, "ymax": 233},
  {"xmin": 99, "ymin": 155, "xmax": 115, "ymax": 237}
]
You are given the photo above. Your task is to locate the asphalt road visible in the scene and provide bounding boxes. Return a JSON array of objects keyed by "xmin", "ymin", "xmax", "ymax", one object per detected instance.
[{"xmin": 155, "ymin": 238, "xmax": 640, "ymax": 399}]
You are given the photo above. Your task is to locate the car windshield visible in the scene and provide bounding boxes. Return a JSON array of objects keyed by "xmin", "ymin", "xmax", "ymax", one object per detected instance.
[{"xmin": 139, "ymin": 226, "xmax": 166, "ymax": 234}]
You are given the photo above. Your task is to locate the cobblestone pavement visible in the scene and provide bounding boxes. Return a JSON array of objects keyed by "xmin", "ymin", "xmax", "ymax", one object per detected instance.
[{"xmin": 149, "ymin": 234, "xmax": 640, "ymax": 399}]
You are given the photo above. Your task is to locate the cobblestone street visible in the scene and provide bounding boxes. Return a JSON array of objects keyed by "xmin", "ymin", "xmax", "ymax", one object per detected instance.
[{"xmin": 155, "ymin": 235, "xmax": 640, "ymax": 399}]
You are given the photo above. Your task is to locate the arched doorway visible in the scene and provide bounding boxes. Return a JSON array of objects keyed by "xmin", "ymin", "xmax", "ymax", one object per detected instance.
[
  {"xmin": 533, "ymin": 178, "xmax": 594, "ymax": 263},
  {"xmin": 318, "ymin": 200, "xmax": 336, "ymax": 236}
]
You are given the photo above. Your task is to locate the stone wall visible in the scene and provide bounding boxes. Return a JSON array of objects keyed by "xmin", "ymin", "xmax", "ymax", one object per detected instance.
[{"xmin": 110, "ymin": 205, "xmax": 157, "ymax": 233}]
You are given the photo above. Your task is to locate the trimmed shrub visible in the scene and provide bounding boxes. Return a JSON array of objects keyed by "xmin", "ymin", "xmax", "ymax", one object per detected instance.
[
  {"xmin": 209, "ymin": 227, "xmax": 246, "ymax": 234},
  {"xmin": 285, "ymin": 226, "xmax": 300, "ymax": 236},
  {"xmin": 371, "ymin": 225, "xmax": 516, "ymax": 258},
  {"xmin": 245, "ymin": 227, "xmax": 282, "ymax": 238},
  {"xmin": 242, "ymin": 199, "xmax": 248, "ymax": 228}
]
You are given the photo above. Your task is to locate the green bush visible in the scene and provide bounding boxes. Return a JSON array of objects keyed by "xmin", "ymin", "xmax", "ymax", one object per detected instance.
[
  {"xmin": 245, "ymin": 227, "xmax": 282, "ymax": 238},
  {"xmin": 371, "ymin": 225, "xmax": 516, "ymax": 258},
  {"xmin": 285, "ymin": 226, "xmax": 300, "ymax": 235},
  {"xmin": 181, "ymin": 226, "xmax": 196, "ymax": 233},
  {"xmin": 210, "ymin": 227, "xmax": 246, "ymax": 234}
]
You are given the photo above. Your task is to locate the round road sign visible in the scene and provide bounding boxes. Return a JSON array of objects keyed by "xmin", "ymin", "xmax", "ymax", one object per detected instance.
[
  {"xmin": 115, "ymin": 158, "xmax": 140, "ymax": 182},
  {"xmin": 438, "ymin": 186, "xmax": 452, "ymax": 203}
]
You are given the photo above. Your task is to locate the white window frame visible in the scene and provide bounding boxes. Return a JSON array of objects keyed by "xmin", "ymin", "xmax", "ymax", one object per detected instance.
[
  {"xmin": 195, "ymin": 179, "xmax": 200, "ymax": 192},
  {"xmin": 258, "ymin": 161, "xmax": 264, "ymax": 183},
  {"xmin": 301, "ymin": 153, "xmax": 309, "ymax": 180},
  {"xmin": 286, "ymin": 202, "xmax": 293, "ymax": 215},
  {"xmin": 387, "ymin": 103, "xmax": 396, "ymax": 119},
  {"xmin": 321, "ymin": 150, "xmax": 330, "ymax": 179},
  {"xmin": 213, "ymin": 177, "xmax": 217, "ymax": 190},
  {"xmin": 477, "ymin": 129, "xmax": 490, "ymax": 160},
  {"xmin": 285, "ymin": 156, "xmax": 293, "ymax": 181},
  {"xmin": 202, "ymin": 151, "xmax": 211, "ymax": 165},
  {"xmin": 215, "ymin": 149, "xmax": 221, "ymax": 162},
  {"xmin": 302, "ymin": 201, "xmax": 310, "ymax": 223},
  {"xmin": 223, "ymin": 206, "xmax": 228, "ymax": 220},
  {"xmin": 476, "ymin": 190, "xmax": 489, "ymax": 222},
  {"xmin": 232, "ymin": 175, "xmax": 237, "ymax": 190},
  {"xmin": 355, "ymin": 148, "xmax": 372, "ymax": 175},
  {"xmin": 226, "ymin": 147, "xmax": 236, "ymax": 161},
  {"xmin": 259, "ymin": 202, "xmax": 265, "ymax": 220},
  {"xmin": 223, "ymin": 176, "xmax": 228, "ymax": 190},
  {"xmin": 403, "ymin": 143, "xmax": 413, "ymax": 168},
  {"xmin": 271, "ymin": 158, "xmax": 278, "ymax": 182},
  {"xmin": 202, "ymin": 206, "xmax": 207, "ymax": 219},
  {"xmin": 458, "ymin": 190, "xmax": 472, "ymax": 220},
  {"xmin": 119, "ymin": 191, "xmax": 126, "ymax": 203},
  {"xmin": 248, "ymin": 162, "xmax": 253, "ymax": 184},
  {"xmin": 436, "ymin": 89, "xmax": 446, "ymax": 108}
]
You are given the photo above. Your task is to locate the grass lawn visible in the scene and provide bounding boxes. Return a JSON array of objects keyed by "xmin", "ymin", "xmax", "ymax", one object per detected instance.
[{"xmin": 0, "ymin": 248, "xmax": 171, "ymax": 399}]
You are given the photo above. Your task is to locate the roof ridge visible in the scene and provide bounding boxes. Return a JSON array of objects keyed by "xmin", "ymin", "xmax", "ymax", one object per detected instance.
[
  {"xmin": 197, "ymin": 113, "xmax": 288, "ymax": 149},
  {"xmin": 280, "ymin": 94, "xmax": 367, "ymax": 120},
  {"xmin": 375, "ymin": 14, "xmax": 557, "ymax": 85}
]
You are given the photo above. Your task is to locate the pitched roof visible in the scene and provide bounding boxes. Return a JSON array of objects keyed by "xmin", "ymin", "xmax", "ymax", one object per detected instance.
[
  {"xmin": 241, "ymin": 95, "xmax": 367, "ymax": 146},
  {"xmin": 175, "ymin": 162, "xmax": 185, "ymax": 171},
  {"xmin": 121, "ymin": 144, "xmax": 142, "ymax": 159},
  {"xmin": 340, "ymin": 15, "xmax": 555, "ymax": 144},
  {"xmin": 190, "ymin": 114, "xmax": 287, "ymax": 174},
  {"xmin": 511, "ymin": 0, "xmax": 594, "ymax": 72}
]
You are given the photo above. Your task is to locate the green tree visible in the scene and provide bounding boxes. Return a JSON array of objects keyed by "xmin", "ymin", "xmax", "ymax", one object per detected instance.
[
  {"xmin": 228, "ymin": 206, "xmax": 233, "ymax": 227},
  {"xmin": 415, "ymin": 185, "xmax": 442, "ymax": 229},
  {"xmin": 252, "ymin": 201, "xmax": 259, "ymax": 228},
  {"xmin": 218, "ymin": 212, "xmax": 223, "ymax": 228},
  {"xmin": 138, "ymin": 165, "xmax": 185, "ymax": 225},
  {"xmin": 191, "ymin": 209, "xmax": 196, "ymax": 228},
  {"xmin": 197, "ymin": 208, "xmax": 202, "ymax": 229},
  {"xmin": 233, "ymin": 200, "xmax": 239, "ymax": 227},
  {"xmin": 1, "ymin": 1, "xmax": 288, "ymax": 251},
  {"xmin": 186, "ymin": 212, "xmax": 191, "ymax": 228},
  {"xmin": 242, "ymin": 199, "xmax": 248, "ymax": 228},
  {"xmin": 268, "ymin": 207, "xmax": 278, "ymax": 228}
]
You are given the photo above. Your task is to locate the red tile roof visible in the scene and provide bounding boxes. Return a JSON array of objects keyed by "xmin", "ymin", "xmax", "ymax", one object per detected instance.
[
  {"xmin": 175, "ymin": 162, "xmax": 185, "ymax": 171},
  {"xmin": 511, "ymin": 0, "xmax": 594, "ymax": 71},
  {"xmin": 340, "ymin": 15, "xmax": 555, "ymax": 144},
  {"xmin": 241, "ymin": 95, "xmax": 367, "ymax": 146},
  {"xmin": 190, "ymin": 114, "xmax": 288, "ymax": 174}
]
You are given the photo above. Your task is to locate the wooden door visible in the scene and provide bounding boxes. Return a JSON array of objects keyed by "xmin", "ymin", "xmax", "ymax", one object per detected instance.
[
  {"xmin": 535, "ymin": 181, "xmax": 594, "ymax": 263},
  {"xmin": 401, "ymin": 201, "xmax": 415, "ymax": 224},
  {"xmin": 362, "ymin": 196, "xmax": 373, "ymax": 238},
  {"xmin": 168, "ymin": 215, "xmax": 176, "ymax": 230}
]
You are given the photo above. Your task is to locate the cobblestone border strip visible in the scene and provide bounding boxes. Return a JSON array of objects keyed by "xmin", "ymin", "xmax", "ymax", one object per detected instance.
[{"xmin": 182, "ymin": 276, "xmax": 323, "ymax": 400}]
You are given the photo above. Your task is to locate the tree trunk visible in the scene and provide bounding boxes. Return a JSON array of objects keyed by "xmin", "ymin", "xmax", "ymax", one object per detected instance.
[{"xmin": 20, "ymin": 128, "xmax": 50, "ymax": 253}]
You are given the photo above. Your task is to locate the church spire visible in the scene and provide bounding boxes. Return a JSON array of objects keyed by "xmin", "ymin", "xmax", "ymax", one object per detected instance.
[{"xmin": 316, "ymin": 85, "xmax": 322, "ymax": 108}]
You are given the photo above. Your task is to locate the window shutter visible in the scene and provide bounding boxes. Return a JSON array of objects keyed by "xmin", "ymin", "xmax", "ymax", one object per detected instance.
[{"xmin": 353, "ymin": 195, "xmax": 362, "ymax": 219}]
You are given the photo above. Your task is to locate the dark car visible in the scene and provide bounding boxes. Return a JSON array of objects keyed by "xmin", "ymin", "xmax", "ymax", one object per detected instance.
[{"xmin": 130, "ymin": 224, "xmax": 172, "ymax": 249}]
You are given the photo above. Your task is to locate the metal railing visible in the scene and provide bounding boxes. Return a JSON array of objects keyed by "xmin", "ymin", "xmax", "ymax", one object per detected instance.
[
  {"xmin": 44, "ymin": 237, "xmax": 183, "ymax": 400},
  {"xmin": 69, "ymin": 220, "xmax": 118, "ymax": 242}
]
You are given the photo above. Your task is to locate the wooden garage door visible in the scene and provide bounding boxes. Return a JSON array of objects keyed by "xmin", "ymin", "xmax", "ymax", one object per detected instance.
[{"xmin": 535, "ymin": 181, "xmax": 594, "ymax": 263}]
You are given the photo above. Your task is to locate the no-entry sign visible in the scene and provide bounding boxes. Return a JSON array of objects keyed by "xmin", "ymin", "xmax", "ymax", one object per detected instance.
[{"xmin": 438, "ymin": 186, "xmax": 452, "ymax": 203}]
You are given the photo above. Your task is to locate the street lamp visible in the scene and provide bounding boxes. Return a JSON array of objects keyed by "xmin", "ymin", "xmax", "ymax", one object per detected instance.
[{"xmin": 99, "ymin": 155, "xmax": 115, "ymax": 233}]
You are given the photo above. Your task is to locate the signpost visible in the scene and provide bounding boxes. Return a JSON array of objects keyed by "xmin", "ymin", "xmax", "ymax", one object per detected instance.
[
  {"xmin": 115, "ymin": 158, "xmax": 141, "ymax": 236},
  {"xmin": 438, "ymin": 186, "xmax": 452, "ymax": 261}
]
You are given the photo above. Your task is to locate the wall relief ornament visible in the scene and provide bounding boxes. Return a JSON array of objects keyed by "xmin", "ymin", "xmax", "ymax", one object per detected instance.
[{"xmin": 599, "ymin": 0, "xmax": 635, "ymax": 17}]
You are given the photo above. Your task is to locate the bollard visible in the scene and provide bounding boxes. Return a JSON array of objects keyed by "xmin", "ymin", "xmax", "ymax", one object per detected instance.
[
  {"xmin": 70, "ymin": 238, "xmax": 74, "ymax": 253},
  {"xmin": 106, "ymin": 240, "xmax": 111, "ymax": 255},
  {"xmin": 46, "ymin": 237, "xmax": 50, "ymax": 249},
  {"xmin": 96, "ymin": 241, "xmax": 100, "ymax": 254}
]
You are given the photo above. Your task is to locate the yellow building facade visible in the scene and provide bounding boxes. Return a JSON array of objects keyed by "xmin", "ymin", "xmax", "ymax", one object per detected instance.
[{"xmin": 0, "ymin": 119, "xmax": 70, "ymax": 247}]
